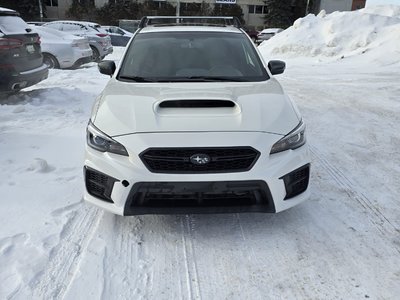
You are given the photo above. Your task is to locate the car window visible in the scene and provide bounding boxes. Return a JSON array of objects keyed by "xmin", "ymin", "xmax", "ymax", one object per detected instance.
[
  {"xmin": 88, "ymin": 24, "xmax": 100, "ymax": 32},
  {"xmin": 0, "ymin": 16, "xmax": 30, "ymax": 34},
  {"xmin": 42, "ymin": 22, "xmax": 62, "ymax": 30},
  {"xmin": 118, "ymin": 31, "xmax": 269, "ymax": 82},
  {"xmin": 62, "ymin": 23, "xmax": 85, "ymax": 31}
]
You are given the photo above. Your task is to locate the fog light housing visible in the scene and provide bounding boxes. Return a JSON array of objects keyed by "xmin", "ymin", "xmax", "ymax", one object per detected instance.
[
  {"xmin": 84, "ymin": 167, "xmax": 119, "ymax": 203},
  {"xmin": 280, "ymin": 164, "xmax": 310, "ymax": 200}
]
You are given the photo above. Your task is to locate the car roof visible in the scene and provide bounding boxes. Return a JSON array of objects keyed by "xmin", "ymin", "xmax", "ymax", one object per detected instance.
[
  {"xmin": 48, "ymin": 20, "xmax": 101, "ymax": 27},
  {"xmin": 260, "ymin": 28, "xmax": 283, "ymax": 33},
  {"xmin": 0, "ymin": 7, "xmax": 19, "ymax": 16}
]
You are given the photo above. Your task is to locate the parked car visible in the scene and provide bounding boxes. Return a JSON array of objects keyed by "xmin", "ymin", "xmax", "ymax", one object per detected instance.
[
  {"xmin": 243, "ymin": 26, "xmax": 259, "ymax": 42},
  {"xmin": 257, "ymin": 28, "xmax": 283, "ymax": 43},
  {"xmin": 84, "ymin": 16, "xmax": 310, "ymax": 216},
  {"xmin": 0, "ymin": 7, "xmax": 48, "ymax": 94},
  {"xmin": 42, "ymin": 20, "xmax": 112, "ymax": 62},
  {"xmin": 27, "ymin": 21, "xmax": 45, "ymax": 26},
  {"xmin": 30, "ymin": 26, "xmax": 92, "ymax": 69},
  {"xmin": 101, "ymin": 26, "xmax": 133, "ymax": 46}
]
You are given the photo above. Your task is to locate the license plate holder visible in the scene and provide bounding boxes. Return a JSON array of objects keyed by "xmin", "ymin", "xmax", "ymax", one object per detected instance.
[{"xmin": 26, "ymin": 44, "xmax": 35, "ymax": 53}]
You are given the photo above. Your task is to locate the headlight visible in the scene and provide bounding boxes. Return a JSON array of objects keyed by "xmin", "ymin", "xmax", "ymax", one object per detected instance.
[
  {"xmin": 86, "ymin": 121, "xmax": 128, "ymax": 156},
  {"xmin": 270, "ymin": 120, "xmax": 306, "ymax": 154}
]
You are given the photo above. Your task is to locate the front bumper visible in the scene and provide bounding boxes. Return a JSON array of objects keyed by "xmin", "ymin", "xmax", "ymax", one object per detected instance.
[{"xmin": 83, "ymin": 131, "xmax": 311, "ymax": 215}]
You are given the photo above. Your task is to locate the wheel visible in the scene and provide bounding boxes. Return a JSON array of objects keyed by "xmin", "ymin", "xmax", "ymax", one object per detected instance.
[
  {"xmin": 90, "ymin": 46, "xmax": 101, "ymax": 62},
  {"xmin": 43, "ymin": 53, "xmax": 59, "ymax": 69}
]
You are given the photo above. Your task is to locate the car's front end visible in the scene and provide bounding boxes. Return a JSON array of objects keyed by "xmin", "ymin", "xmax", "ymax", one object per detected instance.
[
  {"xmin": 84, "ymin": 19, "xmax": 310, "ymax": 215},
  {"xmin": 84, "ymin": 81, "xmax": 310, "ymax": 215}
]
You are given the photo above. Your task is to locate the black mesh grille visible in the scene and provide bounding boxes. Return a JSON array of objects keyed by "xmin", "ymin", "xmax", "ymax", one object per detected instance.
[
  {"xmin": 84, "ymin": 167, "xmax": 118, "ymax": 203},
  {"xmin": 140, "ymin": 147, "xmax": 260, "ymax": 173}
]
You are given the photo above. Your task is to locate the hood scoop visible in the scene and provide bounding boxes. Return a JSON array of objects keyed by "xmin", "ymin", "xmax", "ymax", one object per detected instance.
[
  {"xmin": 155, "ymin": 99, "xmax": 240, "ymax": 116},
  {"xmin": 159, "ymin": 99, "xmax": 235, "ymax": 108}
]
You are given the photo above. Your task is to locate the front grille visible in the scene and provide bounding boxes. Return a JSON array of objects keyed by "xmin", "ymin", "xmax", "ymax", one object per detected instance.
[
  {"xmin": 124, "ymin": 181, "xmax": 275, "ymax": 215},
  {"xmin": 280, "ymin": 164, "xmax": 310, "ymax": 200},
  {"xmin": 140, "ymin": 147, "xmax": 260, "ymax": 173},
  {"xmin": 84, "ymin": 167, "xmax": 119, "ymax": 203}
]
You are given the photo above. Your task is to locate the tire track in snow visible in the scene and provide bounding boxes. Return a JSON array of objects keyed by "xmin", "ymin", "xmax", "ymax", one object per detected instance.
[
  {"xmin": 180, "ymin": 215, "xmax": 201, "ymax": 300},
  {"xmin": 32, "ymin": 205, "xmax": 103, "ymax": 299},
  {"xmin": 310, "ymin": 145, "xmax": 400, "ymax": 247},
  {"xmin": 102, "ymin": 216, "xmax": 152, "ymax": 300}
]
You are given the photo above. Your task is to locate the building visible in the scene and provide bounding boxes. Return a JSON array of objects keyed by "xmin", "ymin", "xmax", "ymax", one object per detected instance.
[{"xmin": 312, "ymin": 0, "xmax": 366, "ymax": 14}]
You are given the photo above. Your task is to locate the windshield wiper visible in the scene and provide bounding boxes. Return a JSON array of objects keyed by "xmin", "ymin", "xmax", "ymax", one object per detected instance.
[
  {"xmin": 118, "ymin": 75, "xmax": 155, "ymax": 82},
  {"xmin": 174, "ymin": 76, "xmax": 246, "ymax": 82}
]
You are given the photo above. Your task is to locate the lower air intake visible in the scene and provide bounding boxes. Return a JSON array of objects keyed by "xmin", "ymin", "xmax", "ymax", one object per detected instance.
[
  {"xmin": 84, "ymin": 167, "xmax": 118, "ymax": 203},
  {"xmin": 124, "ymin": 180, "xmax": 276, "ymax": 215},
  {"xmin": 281, "ymin": 164, "xmax": 310, "ymax": 200}
]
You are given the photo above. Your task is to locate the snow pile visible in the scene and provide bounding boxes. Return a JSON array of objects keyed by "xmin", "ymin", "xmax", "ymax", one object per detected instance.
[{"xmin": 259, "ymin": 5, "xmax": 400, "ymax": 65}]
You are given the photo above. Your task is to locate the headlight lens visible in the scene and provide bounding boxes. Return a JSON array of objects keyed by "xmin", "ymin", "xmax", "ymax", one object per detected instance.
[
  {"xmin": 86, "ymin": 121, "xmax": 129, "ymax": 156},
  {"xmin": 270, "ymin": 120, "xmax": 306, "ymax": 154}
]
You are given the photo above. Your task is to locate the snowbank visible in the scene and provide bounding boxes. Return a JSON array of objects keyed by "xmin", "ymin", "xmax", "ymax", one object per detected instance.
[{"xmin": 259, "ymin": 5, "xmax": 400, "ymax": 65}]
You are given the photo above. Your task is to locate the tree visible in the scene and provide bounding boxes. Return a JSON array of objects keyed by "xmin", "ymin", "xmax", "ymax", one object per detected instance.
[
  {"xmin": 139, "ymin": 0, "xmax": 176, "ymax": 17},
  {"xmin": 212, "ymin": 4, "xmax": 245, "ymax": 25},
  {"xmin": 180, "ymin": 2, "xmax": 212, "ymax": 17},
  {"xmin": 263, "ymin": 0, "xmax": 293, "ymax": 28},
  {"xmin": 263, "ymin": 0, "xmax": 308, "ymax": 28},
  {"xmin": 0, "ymin": 0, "xmax": 47, "ymax": 20},
  {"xmin": 66, "ymin": 0, "xmax": 96, "ymax": 21},
  {"xmin": 96, "ymin": 1, "xmax": 141, "ymax": 25}
]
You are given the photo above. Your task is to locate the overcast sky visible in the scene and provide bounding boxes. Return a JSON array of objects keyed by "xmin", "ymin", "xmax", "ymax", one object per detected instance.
[{"xmin": 366, "ymin": 0, "xmax": 400, "ymax": 6}]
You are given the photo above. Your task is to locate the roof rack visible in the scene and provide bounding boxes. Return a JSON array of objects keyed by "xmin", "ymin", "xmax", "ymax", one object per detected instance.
[{"xmin": 138, "ymin": 16, "xmax": 242, "ymax": 29}]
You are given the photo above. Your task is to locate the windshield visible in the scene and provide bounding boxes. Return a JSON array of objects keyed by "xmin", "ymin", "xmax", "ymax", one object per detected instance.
[{"xmin": 118, "ymin": 31, "xmax": 269, "ymax": 82}]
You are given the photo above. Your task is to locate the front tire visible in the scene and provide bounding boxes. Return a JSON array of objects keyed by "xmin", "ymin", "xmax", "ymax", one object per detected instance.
[{"xmin": 43, "ymin": 53, "xmax": 59, "ymax": 69}]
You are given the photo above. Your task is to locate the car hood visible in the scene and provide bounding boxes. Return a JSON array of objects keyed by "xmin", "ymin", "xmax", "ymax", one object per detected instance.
[{"xmin": 92, "ymin": 78, "xmax": 300, "ymax": 137}]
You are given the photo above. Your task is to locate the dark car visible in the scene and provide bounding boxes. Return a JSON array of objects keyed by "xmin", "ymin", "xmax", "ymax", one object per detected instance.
[
  {"xmin": 243, "ymin": 26, "xmax": 259, "ymax": 42},
  {"xmin": 0, "ymin": 7, "xmax": 48, "ymax": 94},
  {"xmin": 100, "ymin": 26, "xmax": 133, "ymax": 46}
]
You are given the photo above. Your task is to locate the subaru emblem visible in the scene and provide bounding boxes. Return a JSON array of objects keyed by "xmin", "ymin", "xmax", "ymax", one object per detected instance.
[{"xmin": 190, "ymin": 154, "xmax": 211, "ymax": 165}]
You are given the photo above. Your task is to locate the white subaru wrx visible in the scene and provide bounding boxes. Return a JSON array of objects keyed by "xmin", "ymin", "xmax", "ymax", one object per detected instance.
[{"xmin": 84, "ymin": 17, "xmax": 310, "ymax": 216}]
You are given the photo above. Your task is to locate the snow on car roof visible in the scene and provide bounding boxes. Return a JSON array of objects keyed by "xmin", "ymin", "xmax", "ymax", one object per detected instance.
[
  {"xmin": 0, "ymin": 7, "xmax": 16, "ymax": 12},
  {"xmin": 0, "ymin": 6, "xmax": 18, "ymax": 15},
  {"xmin": 260, "ymin": 28, "xmax": 283, "ymax": 34}
]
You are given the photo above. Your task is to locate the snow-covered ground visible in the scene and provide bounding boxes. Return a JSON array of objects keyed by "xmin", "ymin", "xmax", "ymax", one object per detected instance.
[{"xmin": 1, "ymin": 6, "xmax": 399, "ymax": 299}]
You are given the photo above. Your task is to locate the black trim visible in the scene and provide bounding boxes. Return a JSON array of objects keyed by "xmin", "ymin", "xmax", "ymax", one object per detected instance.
[
  {"xmin": 280, "ymin": 164, "xmax": 310, "ymax": 200},
  {"xmin": 124, "ymin": 180, "xmax": 275, "ymax": 215},
  {"xmin": 159, "ymin": 99, "xmax": 235, "ymax": 108},
  {"xmin": 140, "ymin": 146, "xmax": 260, "ymax": 174},
  {"xmin": 139, "ymin": 16, "xmax": 242, "ymax": 29},
  {"xmin": 84, "ymin": 166, "xmax": 119, "ymax": 203}
]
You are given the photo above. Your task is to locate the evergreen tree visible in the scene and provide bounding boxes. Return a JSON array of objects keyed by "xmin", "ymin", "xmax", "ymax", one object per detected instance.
[
  {"xmin": 180, "ymin": 2, "xmax": 212, "ymax": 17},
  {"xmin": 139, "ymin": 0, "xmax": 176, "ymax": 17},
  {"xmin": 96, "ymin": 1, "xmax": 141, "ymax": 25},
  {"xmin": 66, "ymin": 0, "xmax": 96, "ymax": 21},
  {"xmin": 0, "ymin": 0, "xmax": 46, "ymax": 20},
  {"xmin": 263, "ymin": 0, "xmax": 294, "ymax": 28}
]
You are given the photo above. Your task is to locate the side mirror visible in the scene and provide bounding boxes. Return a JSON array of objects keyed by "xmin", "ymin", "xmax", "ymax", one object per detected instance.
[
  {"xmin": 98, "ymin": 60, "xmax": 116, "ymax": 77},
  {"xmin": 268, "ymin": 60, "xmax": 286, "ymax": 75}
]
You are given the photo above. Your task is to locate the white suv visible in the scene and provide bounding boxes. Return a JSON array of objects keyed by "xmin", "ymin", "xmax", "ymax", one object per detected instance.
[{"xmin": 84, "ymin": 17, "xmax": 310, "ymax": 216}]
